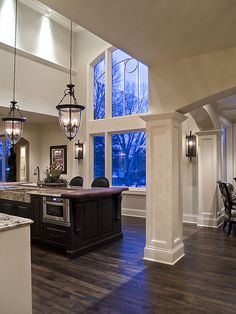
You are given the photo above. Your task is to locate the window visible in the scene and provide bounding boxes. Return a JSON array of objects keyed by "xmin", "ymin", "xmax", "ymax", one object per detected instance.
[
  {"xmin": 0, "ymin": 137, "xmax": 13, "ymax": 181},
  {"xmin": 112, "ymin": 132, "xmax": 146, "ymax": 187},
  {"xmin": 112, "ymin": 49, "xmax": 148, "ymax": 117},
  {"xmin": 89, "ymin": 48, "xmax": 148, "ymax": 189},
  {"xmin": 94, "ymin": 136, "xmax": 105, "ymax": 178},
  {"xmin": 94, "ymin": 58, "xmax": 105, "ymax": 120}
]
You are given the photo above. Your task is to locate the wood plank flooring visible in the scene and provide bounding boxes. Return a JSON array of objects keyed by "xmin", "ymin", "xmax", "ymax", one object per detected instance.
[{"xmin": 32, "ymin": 217, "xmax": 236, "ymax": 314}]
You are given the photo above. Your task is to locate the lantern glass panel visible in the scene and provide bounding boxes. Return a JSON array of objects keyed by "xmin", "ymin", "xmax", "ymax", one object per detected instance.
[
  {"xmin": 4, "ymin": 120, "xmax": 23, "ymax": 145},
  {"xmin": 58, "ymin": 107, "xmax": 82, "ymax": 140}
]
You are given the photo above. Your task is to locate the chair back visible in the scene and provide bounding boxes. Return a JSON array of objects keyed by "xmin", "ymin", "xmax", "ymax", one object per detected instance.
[
  {"xmin": 91, "ymin": 177, "xmax": 110, "ymax": 188},
  {"xmin": 69, "ymin": 176, "xmax": 83, "ymax": 187},
  {"xmin": 216, "ymin": 180, "xmax": 232, "ymax": 216}
]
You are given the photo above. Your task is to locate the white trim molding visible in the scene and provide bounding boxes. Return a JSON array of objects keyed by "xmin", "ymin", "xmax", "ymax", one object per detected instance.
[
  {"xmin": 122, "ymin": 208, "xmax": 146, "ymax": 218},
  {"xmin": 183, "ymin": 214, "xmax": 198, "ymax": 224},
  {"xmin": 0, "ymin": 42, "xmax": 76, "ymax": 75}
]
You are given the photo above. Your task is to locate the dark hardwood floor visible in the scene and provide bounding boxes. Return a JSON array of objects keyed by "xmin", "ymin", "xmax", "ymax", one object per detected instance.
[{"xmin": 32, "ymin": 217, "xmax": 236, "ymax": 314}]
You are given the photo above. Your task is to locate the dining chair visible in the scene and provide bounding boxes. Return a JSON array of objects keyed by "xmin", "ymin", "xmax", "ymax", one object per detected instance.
[
  {"xmin": 216, "ymin": 180, "xmax": 236, "ymax": 235},
  {"xmin": 69, "ymin": 176, "xmax": 83, "ymax": 187},
  {"xmin": 91, "ymin": 177, "xmax": 110, "ymax": 188}
]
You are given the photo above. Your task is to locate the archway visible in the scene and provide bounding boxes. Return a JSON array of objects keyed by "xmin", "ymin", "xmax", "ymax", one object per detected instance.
[{"xmin": 15, "ymin": 138, "xmax": 30, "ymax": 182}]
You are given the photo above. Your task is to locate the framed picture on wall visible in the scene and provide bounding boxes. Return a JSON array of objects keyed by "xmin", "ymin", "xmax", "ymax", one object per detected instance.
[{"xmin": 50, "ymin": 145, "xmax": 67, "ymax": 174}]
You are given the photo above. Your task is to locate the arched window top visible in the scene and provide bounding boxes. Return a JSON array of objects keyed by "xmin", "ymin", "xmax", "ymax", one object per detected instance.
[
  {"xmin": 112, "ymin": 49, "xmax": 148, "ymax": 117},
  {"xmin": 94, "ymin": 57, "xmax": 105, "ymax": 120},
  {"xmin": 93, "ymin": 48, "xmax": 148, "ymax": 120}
]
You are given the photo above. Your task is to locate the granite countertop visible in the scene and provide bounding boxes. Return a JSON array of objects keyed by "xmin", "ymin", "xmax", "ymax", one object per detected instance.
[
  {"xmin": 0, "ymin": 213, "xmax": 33, "ymax": 232},
  {"xmin": 0, "ymin": 183, "xmax": 128, "ymax": 200}
]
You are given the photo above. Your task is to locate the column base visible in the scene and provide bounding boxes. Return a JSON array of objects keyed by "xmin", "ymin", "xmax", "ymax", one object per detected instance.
[
  {"xmin": 143, "ymin": 242, "xmax": 185, "ymax": 265},
  {"xmin": 197, "ymin": 214, "xmax": 223, "ymax": 228}
]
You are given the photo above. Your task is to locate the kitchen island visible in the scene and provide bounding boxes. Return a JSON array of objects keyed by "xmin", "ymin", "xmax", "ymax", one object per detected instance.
[
  {"xmin": 0, "ymin": 213, "xmax": 33, "ymax": 314},
  {"xmin": 0, "ymin": 184, "xmax": 128, "ymax": 257}
]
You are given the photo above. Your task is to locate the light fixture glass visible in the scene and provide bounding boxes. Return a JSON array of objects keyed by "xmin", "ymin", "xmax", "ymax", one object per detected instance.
[
  {"xmin": 75, "ymin": 140, "xmax": 83, "ymax": 160},
  {"xmin": 56, "ymin": 21, "xmax": 85, "ymax": 141},
  {"xmin": 2, "ymin": 0, "xmax": 26, "ymax": 144}
]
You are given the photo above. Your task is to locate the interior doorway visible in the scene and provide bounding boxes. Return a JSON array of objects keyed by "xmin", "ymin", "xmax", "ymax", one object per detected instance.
[{"xmin": 15, "ymin": 138, "xmax": 30, "ymax": 182}]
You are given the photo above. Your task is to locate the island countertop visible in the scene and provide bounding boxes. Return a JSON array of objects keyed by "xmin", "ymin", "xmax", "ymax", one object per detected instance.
[
  {"xmin": 28, "ymin": 186, "xmax": 128, "ymax": 198},
  {"xmin": 0, "ymin": 183, "xmax": 128, "ymax": 201},
  {"xmin": 0, "ymin": 213, "xmax": 33, "ymax": 232}
]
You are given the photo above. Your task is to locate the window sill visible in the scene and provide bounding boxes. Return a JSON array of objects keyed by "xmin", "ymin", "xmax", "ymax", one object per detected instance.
[{"xmin": 121, "ymin": 189, "xmax": 146, "ymax": 196}]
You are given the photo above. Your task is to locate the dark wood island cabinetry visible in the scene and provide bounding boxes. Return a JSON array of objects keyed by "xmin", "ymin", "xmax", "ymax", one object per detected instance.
[{"xmin": 0, "ymin": 186, "xmax": 127, "ymax": 257}]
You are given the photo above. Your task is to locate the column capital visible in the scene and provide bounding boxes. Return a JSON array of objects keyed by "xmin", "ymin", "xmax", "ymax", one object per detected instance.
[
  {"xmin": 196, "ymin": 130, "xmax": 221, "ymax": 137},
  {"xmin": 139, "ymin": 111, "xmax": 187, "ymax": 123}
]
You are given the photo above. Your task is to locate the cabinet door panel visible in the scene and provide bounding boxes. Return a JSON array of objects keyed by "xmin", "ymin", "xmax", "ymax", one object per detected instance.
[
  {"xmin": 16, "ymin": 202, "xmax": 30, "ymax": 219},
  {"xmin": 0, "ymin": 200, "xmax": 16, "ymax": 215}
]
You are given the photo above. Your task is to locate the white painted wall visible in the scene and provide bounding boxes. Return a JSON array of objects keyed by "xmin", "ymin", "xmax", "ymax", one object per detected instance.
[{"xmin": 0, "ymin": 0, "xmax": 70, "ymax": 66}]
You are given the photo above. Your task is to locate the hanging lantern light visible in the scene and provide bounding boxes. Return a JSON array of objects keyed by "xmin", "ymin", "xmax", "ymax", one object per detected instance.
[
  {"xmin": 56, "ymin": 21, "xmax": 85, "ymax": 141},
  {"xmin": 2, "ymin": 0, "xmax": 26, "ymax": 145}
]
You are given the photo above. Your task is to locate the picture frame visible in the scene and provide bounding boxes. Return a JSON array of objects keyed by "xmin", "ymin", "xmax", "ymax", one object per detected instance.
[{"xmin": 50, "ymin": 145, "xmax": 67, "ymax": 174}]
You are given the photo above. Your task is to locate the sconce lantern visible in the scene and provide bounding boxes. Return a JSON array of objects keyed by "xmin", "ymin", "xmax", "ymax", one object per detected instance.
[
  {"xmin": 75, "ymin": 140, "xmax": 83, "ymax": 160},
  {"xmin": 186, "ymin": 131, "xmax": 196, "ymax": 161}
]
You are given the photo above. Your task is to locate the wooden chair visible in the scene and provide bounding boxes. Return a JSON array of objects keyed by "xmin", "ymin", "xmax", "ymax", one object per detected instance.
[
  {"xmin": 91, "ymin": 177, "xmax": 110, "ymax": 188},
  {"xmin": 69, "ymin": 176, "xmax": 83, "ymax": 187},
  {"xmin": 216, "ymin": 180, "xmax": 236, "ymax": 235}
]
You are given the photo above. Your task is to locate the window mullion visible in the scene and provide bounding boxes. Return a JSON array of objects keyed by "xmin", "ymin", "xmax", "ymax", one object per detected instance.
[
  {"xmin": 105, "ymin": 50, "xmax": 112, "ymax": 118},
  {"xmin": 105, "ymin": 132, "xmax": 112, "ymax": 184}
]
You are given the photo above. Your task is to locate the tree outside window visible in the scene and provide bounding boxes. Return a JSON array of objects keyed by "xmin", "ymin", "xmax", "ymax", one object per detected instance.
[
  {"xmin": 92, "ymin": 48, "xmax": 148, "ymax": 188},
  {"xmin": 112, "ymin": 132, "xmax": 146, "ymax": 187}
]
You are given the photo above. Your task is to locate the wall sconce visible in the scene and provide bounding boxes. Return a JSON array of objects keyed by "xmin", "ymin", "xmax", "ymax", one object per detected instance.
[
  {"xmin": 75, "ymin": 140, "xmax": 83, "ymax": 160},
  {"xmin": 186, "ymin": 131, "xmax": 196, "ymax": 161}
]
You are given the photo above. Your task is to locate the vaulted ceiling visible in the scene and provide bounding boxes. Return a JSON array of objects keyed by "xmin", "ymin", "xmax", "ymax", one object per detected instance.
[{"xmin": 40, "ymin": 0, "xmax": 236, "ymax": 66}]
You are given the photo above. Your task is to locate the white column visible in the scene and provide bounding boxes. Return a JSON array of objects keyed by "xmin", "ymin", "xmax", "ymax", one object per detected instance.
[
  {"xmin": 196, "ymin": 130, "xmax": 222, "ymax": 227},
  {"xmin": 140, "ymin": 112, "xmax": 186, "ymax": 265}
]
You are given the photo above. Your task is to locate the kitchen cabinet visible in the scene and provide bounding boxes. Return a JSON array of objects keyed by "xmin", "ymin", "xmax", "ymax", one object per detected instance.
[
  {"xmin": 0, "ymin": 188, "xmax": 125, "ymax": 258},
  {"xmin": 30, "ymin": 195, "xmax": 43, "ymax": 241},
  {"xmin": 0, "ymin": 199, "xmax": 30, "ymax": 218}
]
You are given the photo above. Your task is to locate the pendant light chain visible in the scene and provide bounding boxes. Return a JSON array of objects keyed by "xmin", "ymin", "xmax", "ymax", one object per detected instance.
[
  {"xmin": 13, "ymin": 0, "xmax": 18, "ymax": 102},
  {"xmin": 69, "ymin": 20, "xmax": 72, "ymax": 85},
  {"xmin": 2, "ymin": 0, "xmax": 26, "ymax": 145}
]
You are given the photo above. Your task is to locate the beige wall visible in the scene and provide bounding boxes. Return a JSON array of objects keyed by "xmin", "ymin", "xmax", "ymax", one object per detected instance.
[
  {"xmin": 149, "ymin": 46, "xmax": 236, "ymax": 114},
  {"xmin": 38, "ymin": 122, "xmax": 82, "ymax": 183}
]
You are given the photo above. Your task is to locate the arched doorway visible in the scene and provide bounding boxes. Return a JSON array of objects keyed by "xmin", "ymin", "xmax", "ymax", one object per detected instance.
[{"xmin": 15, "ymin": 138, "xmax": 30, "ymax": 182}]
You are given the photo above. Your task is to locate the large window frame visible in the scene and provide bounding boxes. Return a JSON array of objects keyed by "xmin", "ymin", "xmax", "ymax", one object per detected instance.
[{"xmin": 85, "ymin": 47, "xmax": 148, "ymax": 193}]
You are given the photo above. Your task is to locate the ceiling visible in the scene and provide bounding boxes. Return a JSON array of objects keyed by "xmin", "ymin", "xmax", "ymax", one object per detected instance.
[
  {"xmin": 0, "ymin": 106, "xmax": 57, "ymax": 125},
  {"xmin": 22, "ymin": 0, "xmax": 236, "ymax": 121},
  {"xmin": 217, "ymin": 95, "xmax": 236, "ymax": 122},
  {"xmin": 39, "ymin": 0, "xmax": 236, "ymax": 66}
]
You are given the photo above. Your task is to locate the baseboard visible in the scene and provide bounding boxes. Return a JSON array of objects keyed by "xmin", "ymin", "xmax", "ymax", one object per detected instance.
[
  {"xmin": 183, "ymin": 214, "xmax": 198, "ymax": 224},
  {"xmin": 122, "ymin": 208, "xmax": 146, "ymax": 218},
  {"xmin": 143, "ymin": 242, "xmax": 185, "ymax": 265},
  {"xmin": 197, "ymin": 214, "xmax": 223, "ymax": 228}
]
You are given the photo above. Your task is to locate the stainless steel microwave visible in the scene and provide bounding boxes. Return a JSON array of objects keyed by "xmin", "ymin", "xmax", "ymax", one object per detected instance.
[{"xmin": 42, "ymin": 196, "xmax": 70, "ymax": 227}]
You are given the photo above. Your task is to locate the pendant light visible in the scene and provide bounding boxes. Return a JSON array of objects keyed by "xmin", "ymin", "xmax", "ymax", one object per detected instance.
[
  {"xmin": 2, "ymin": 0, "xmax": 26, "ymax": 145},
  {"xmin": 56, "ymin": 21, "xmax": 85, "ymax": 141}
]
